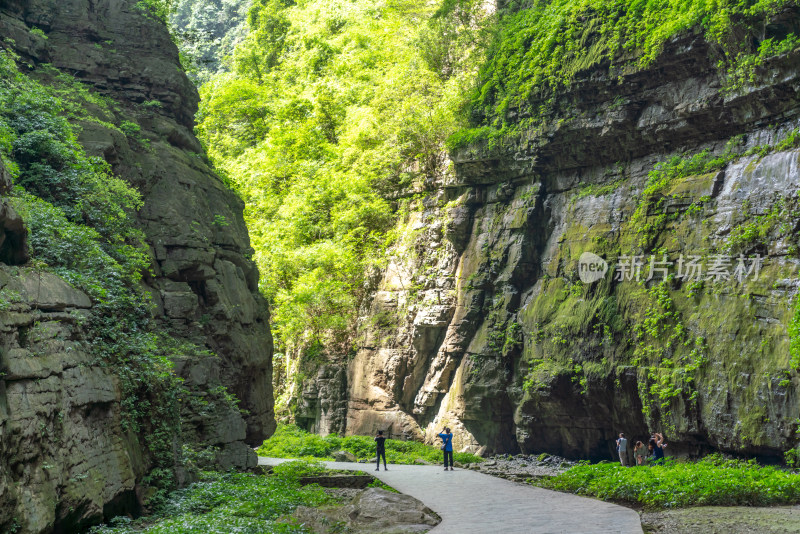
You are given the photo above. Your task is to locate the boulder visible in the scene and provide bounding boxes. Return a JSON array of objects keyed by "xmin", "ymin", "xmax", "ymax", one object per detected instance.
[
  {"xmin": 292, "ymin": 488, "xmax": 440, "ymax": 534},
  {"xmin": 346, "ymin": 488, "xmax": 440, "ymax": 532},
  {"xmin": 18, "ymin": 271, "xmax": 92, "ymax": 310},
  {"xmin": 332, "ymin": 450, "xmax": 357, "ymax": 462}
]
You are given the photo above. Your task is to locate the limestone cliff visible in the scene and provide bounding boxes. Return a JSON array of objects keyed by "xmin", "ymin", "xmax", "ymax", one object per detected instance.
[
  {"xmin": 298, "ymin": 11, "xmax": 800, "ymax": 461},
  {"xmin": 0, "ymin": 0, "xmax": 273, "ymax": 531}
]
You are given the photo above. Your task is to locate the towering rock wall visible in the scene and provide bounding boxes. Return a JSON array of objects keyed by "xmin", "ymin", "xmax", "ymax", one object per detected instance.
[
  {"xmin": 0, "ymin": 0, "xmax": 273, "ymax": 531},
  {"xmin": 300, "ymin": 15, "xmax": 800, "ymax": 460}
]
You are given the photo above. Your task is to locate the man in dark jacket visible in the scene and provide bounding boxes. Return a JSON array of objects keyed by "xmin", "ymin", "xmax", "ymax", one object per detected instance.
[{"xmin": 375, "ymin": 430, "xmax": 387, "ymax": 471}]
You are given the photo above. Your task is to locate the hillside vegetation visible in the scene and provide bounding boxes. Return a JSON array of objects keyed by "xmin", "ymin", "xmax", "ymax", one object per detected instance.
[
  {"xmin": 459, "ymin": 0, "xmax": 800, "ymax": 145},
  {"xmin": 194, "ymin": 0, "xmax": 491, "ymax": 365}
]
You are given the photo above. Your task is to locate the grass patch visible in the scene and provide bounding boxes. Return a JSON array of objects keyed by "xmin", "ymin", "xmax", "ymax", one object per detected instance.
[
  {"xmin": 538, "ymin": 454, "xmax": 800, "ymax": 509},
  {"xmin": 91, "ymin": 461, "xmax": 334, "ymax": 533},
  {"xmin": 257, "ymin": 424, "xmax": 484, "ymax": 465}
]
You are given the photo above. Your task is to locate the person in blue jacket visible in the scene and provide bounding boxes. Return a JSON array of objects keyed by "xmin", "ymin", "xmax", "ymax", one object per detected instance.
[{"xmin": 438, "ymin": 427, "xmax": 454, "ymax": 470}]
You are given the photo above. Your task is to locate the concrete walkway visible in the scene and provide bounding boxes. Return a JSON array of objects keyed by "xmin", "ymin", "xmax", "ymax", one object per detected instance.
[{"xmin": 259, "ymin": 457, "xmax": 643, "ymax": 534}]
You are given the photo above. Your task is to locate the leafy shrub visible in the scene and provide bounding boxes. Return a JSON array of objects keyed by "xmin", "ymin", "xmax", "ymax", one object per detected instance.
[
  {"xmin": 119, "ymin": 119, "xmax": 141, "ymax": 137},
  {"xmin": 136, "ymin": 0, "xmax": 174, "ymax": 23},
  {"xmin": 257, "ymin": 424, "xmax": 484, "ymax": 465},
  {"xmin": 539, "ymin": 455, "xmax": 800, "ymax": 508},
  {"xmin": 271, "ymin": 459, "xmax": 326, "ymax": 479},
  {"xmin": 29, "ymin": 27, "xmax": 47, "ymax": 39},
  {"xmin": 257, "ymin": 424, "xmax": 333, "ymax": 458}
]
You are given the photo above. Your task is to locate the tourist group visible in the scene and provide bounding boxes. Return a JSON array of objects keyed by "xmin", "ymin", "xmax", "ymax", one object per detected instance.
[{"xmin": 616, "ymin": 432, "xmax": 667, "ymax": 466}]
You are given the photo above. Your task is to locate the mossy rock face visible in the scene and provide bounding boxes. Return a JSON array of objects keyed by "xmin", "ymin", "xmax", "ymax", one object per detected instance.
[
  {"xmin": 504, "ymin": 147, "xmax": 800, "ymax": 458},
  {"xmin": 330, "ymin": 26, "xmax": 800, "ymax": 460},
  {"xmin": 0, "ymin": 0, "xmax": 275, "ymax": 531},
  {"xmin": 0, "ymin": 265, "xmax": 141, "ymax": 533}
]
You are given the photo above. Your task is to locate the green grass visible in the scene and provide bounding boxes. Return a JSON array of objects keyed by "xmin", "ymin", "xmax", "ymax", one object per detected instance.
[
  {"xmin": 538, "ymin": 455, "xmax": 800, "ymax": 509},
  {"xmin": 91, "ymin": 461, "xmax": 334, "ymax": 533},
  {"xmin": 257, "ymin": 424, "xmax": 484, "ymax": 465}
]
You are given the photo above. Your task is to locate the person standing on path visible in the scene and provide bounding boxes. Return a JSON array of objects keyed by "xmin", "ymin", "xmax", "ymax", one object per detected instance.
[
  {"xmin": 375, "ymin": 430, "xmax": 388, "ymax": 471},
  {"xmin": 616, "ymin": 432, "xmax": 628, "ymax": 466},
  {"xmin": 438, "ymin": 427, "xmax": 454, "ymax": 470}
]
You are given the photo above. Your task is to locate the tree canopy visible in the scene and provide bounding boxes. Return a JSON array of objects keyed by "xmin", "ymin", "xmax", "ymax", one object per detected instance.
[{"xmin": 196, "ymin": 0, "xmax": 488, "ymax": 355}]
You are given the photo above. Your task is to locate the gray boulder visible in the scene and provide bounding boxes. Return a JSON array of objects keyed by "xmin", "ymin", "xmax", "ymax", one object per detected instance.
[
  {"xmin": 332, "ymin": 450, "xmax": 358, "ymax": 462},
  {"xmin": 293, "ymin": 488, "xmax": 440, "ymax": 533}
]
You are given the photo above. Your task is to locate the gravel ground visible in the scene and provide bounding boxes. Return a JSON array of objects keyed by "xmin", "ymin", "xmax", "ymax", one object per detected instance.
[
  {"xmin": 464, "ymin": 453, "xmax": 577, "ymax": 483},
  {"xmin": 641, "ymin": 506, "xmax": 800, "ymax": 533}
]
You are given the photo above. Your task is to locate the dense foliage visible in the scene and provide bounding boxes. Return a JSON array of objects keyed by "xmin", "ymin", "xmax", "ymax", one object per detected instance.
[
  {"xmin": 171, "ymin": 0, "xmax": 252, "ymax": 84},
  {"xmin": 194, "ymin": 0, "xmax": 490, "ymax": 360},
  {"xmin": 458, "ymin": 0, "xmax": 800, "ymax": 144},
  {"xmin": 539, "ymin": 455, "xmax": 800, "ymax": 508},
  {"xmin": 0, "ymin": 53, "xmax": 149, "ymax": 287},
  {"xmin": 257, "ymin": 424, "xmax": 484, "ymax": 465},
  {"xmin": 90, "ymin": 463, "xmax": 332, "ymax": 533}
]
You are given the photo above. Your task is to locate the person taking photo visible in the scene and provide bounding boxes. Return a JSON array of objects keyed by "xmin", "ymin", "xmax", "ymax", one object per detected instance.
[{"xmin": 438, "ymin": 427, "xmax": 454, "ymax": 471}]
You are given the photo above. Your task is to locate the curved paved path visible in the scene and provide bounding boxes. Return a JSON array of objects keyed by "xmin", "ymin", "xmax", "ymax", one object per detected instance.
[{"xmin": 259, "ymin": 457, "xmax": 642, "ymax": 533}]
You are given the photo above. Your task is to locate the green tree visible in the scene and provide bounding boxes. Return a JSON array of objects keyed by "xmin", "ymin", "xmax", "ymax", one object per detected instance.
[{"xmin": 197, "ymin": 0, "xmax": 483, "ymax": 359}]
